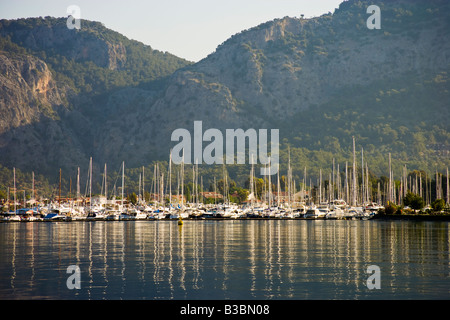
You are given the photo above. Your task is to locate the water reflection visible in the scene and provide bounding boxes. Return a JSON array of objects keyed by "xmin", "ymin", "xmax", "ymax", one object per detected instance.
[{"xmin": 0, "ymin": 220, "xmax": 449, "ymax": 299}]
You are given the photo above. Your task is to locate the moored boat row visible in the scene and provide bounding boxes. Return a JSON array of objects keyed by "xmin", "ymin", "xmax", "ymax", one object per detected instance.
[{"xmin": 1, "ymin": 199, "xmax": 381, "ymax": 222}]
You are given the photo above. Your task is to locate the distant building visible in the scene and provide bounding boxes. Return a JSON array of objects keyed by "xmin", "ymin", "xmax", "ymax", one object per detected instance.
[
  {"xmin": 200, "ymin": 192, "xmax": 223, "ymax": 200},
  {"xmin": 261, "ymin": 190, "xmax": 310, "ymax": 203},
  {"xmin": 149, "ymin": 193, "xmax": 186, "ymax": 203},
  {"xmin": 170, "ymin": 194, "xmax": 186, "ymax": 203}
]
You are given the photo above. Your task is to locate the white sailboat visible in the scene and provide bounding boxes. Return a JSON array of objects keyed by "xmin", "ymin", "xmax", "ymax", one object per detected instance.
[
  {"xmin": 6, "ymin": 168, "xmax": 21, "ymax": 221},
  {"xmin": 85, "ymin": 158, "xmax": 105, "ymax": 221},
  {"xmin": 118, "ymin": 161, "xmax": 134, "ymax": 220},
  {"xmin": 43, "ymin": 169, "xmax": 72, "ymax": 221},
  {"xmin": 304, "ymin": 206, "xmax": 320, "ymax": 219}
]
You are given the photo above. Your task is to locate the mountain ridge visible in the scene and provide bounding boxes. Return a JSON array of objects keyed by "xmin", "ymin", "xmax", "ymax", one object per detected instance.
[{"xmin": 0, "ymin": 0, "xmax": 449, "ymax": 193}]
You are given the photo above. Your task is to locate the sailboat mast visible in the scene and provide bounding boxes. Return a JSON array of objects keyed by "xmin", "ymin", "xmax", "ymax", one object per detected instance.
[
  {"xmin": 303, "ymin": 167, "xmax": 306, "ymax": 204},
  {"xmin": 319, "ymin": 169, "xmax": 322, "ymax": 204},
  {"xmin": 268, "ymin": 157, "xmax": 272, "ymax": 208},
  {"xmin": 89, "ymin": 157, "xmax": 92, "ymax": 212},
  {"xmin": 288, "ymin": 148, "xmax": 291, "ymax": 209},
  {"xmin": 352, "ymin": 137, "xmax": 357, "ymax": 206},
  {"xmin": 196, "ymin": 160, "xmax": 199, "ymax": 206},
  {"xmin": 121, "ymin": 161, "xmax": 124, "ymax": 209},
  {"xmin": 332, "ymin": 158, "xmax": 335, "ymax": 201},
  {"xmin": 77, "ymin": 167, "xmax": 80, "ymax": 200},
  {"xmin": 139, "ymin": 173, "xmax": 141, "ymax": 203},
  {"xmin": 13, "ymin": 167, "xmax": 16, "ymax": 213},
  {"xmin": 361, "ymin": 148, "xmax": 364, "ymax": 205},
  {"xmin": 59, "ymin": 168, "xmax": 62, "ymax": 208},
  {"xmin": 153, "ymin": 164, "xmax": 157, "ymax": 205},
  {"xmin": 32, "ymin": 171, "xmax": 35, "ymax": 202},
  {"xmin": 337, "ymin": 163, "xmax": 340, "ymax": 200},
  {"xmin": 345, "ymin": 162, "xmax": 348, "ymax": 204},
  {"xmin": 160, "ymin": 171, "xmax": 164, "ymax": 207},
  {"xmin": 328, "ymin": 172, "xmax": 332, "ymax": 203},
  {"xmin": 214, "ymin": 176, "xmax": 217, "ymax": 206},
  {"xmin": 447, "ymin": 167, "xmax": 449, "ymax": 205},
  {"xmin": 277, "ymin": 163, "xmax": 280, "ymax": 208},
  {"xmin": 193, "ymin": 164, "xmax": 195, "ymax": 204},
  {"xmin": 366, "ymin": 163, "xmax": 370, "ymax": 203},
  {"xmin": 250, "ymin": 155, "xmax": 254, "ymax": 208},
  {"xmin": 104, "ymin": 163, "xmax": 107, "ymax": 199},
  {"xmin": 181, "ymin": 150, "xmax": 184, "ymax": 206},
  {"xmin": 169, "ymin": 150, "xmax": 172, "ymax": 206},
  {"xmin": 142, "ymin": 166, "xmax": 145, "ymax": 204},
  {"xmin": 388, "ymin": 153, "xmax": 392, "ymax": 204}
]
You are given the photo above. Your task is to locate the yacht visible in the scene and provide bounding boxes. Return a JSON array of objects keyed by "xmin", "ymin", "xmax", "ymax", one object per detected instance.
[
  {"xmin": 86, "ymin": 208, "xmax": 106, "ymax": 221},
  {"xmin": 71, "ymin": 213, "xmax": 86, "ymax": 221},
  {"xmin": 326, "ymin": 207, "xmax": 345, "ymax": 219},
  {"xmin": 317, "ymin": 203, "xmax": 330, "ymax": 219},
  {"xmin": 43, "ymin": 212, "xmax": 71, "ymax": 221},
  {"xmin": 3, "ymin": 212, "xmax": 21, "ymax": 222},
  {"xmin": 148, "ymin": 209, "xmax": 165, "ymax": 220},
  {"xmin": 365, "ymin": 202, "xmax": 383, "ymax": 213},
  {"xmin": 214, "ymin": 205, "xmax": 237, "ymax": 218},
  {"xmin": 304, "ymin": 207, "xmax": 320, "ymax": 219},
  {"xmin": 134, "ymin": 210, "xmax": 148, "ymax": 220},
  {"xmin": 119, "ymin": 207, "xmax": 146, "ymax": 220},
  {"xmin": 345, "ymin": 207, "xmax": 362, "ymax": 219},
  {"xmin": 105, "ymin": 209, "xmax": 121, "ymax": 221}
]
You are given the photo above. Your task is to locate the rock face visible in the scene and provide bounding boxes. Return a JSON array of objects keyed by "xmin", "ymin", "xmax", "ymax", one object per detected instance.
[
  {"xmin": 0, "ymin": 51, "xmax": 88, "ymax": 171},
  {"xmin": 0, "ymin": 53, "xmax": 62, "ymax": 129},
  {"xmin": 0, "ymin": 0, "xmax": 449, "ymax": 178}
]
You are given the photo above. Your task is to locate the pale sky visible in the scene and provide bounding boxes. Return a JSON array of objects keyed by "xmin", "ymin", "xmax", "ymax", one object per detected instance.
[{"xmin": 0, "ymin": 0, "xmax": 343, "ymax": 62}]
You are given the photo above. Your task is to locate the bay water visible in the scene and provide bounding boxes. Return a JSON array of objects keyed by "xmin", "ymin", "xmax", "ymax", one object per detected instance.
[{"xmin": 1, "ymin": 220, "xmax": 449, "ymax": 300}]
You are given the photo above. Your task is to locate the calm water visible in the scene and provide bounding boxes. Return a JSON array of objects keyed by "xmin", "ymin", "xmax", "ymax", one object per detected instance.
[{"xmin": 0, "ymin": 220, "xmax": 449, "ymax": 300}]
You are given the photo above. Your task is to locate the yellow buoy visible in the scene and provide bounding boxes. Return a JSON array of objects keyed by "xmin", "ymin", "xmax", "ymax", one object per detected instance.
[{"xmin": 178, "ymin": 217, "xmax": 183, "ymax": 225}]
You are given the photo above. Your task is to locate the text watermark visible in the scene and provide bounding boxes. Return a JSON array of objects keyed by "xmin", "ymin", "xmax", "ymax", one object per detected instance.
[
  {"xmin": 171, "ymin": 121, "xmax": 279, "ymax": 175},
  {"xmin": 66, "ymin": 265, "xmax": 81, "ymax": 290},
  {"xmin": 367, "ymin": 5, "xmax": 381, "ymax": 30},
  {"xmin": 66, "ymin": 5, "xmax": 81, "ymax": 30}
]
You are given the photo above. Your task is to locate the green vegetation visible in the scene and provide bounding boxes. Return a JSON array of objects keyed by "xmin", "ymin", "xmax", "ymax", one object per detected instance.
[
  {"xmin": 127, "ymin": 192, "xmax": 138, "ymax": 205},
  {"xmin": 276, "ymin": 68, "xmax": 450, "ymax": 177},
  {"xmin": 403, "ymin": 192, "xmax": 425, "ymax": 211},
  {"xmin": 432, "ymin": 198, "xmax": 446, "ymax": 212}
]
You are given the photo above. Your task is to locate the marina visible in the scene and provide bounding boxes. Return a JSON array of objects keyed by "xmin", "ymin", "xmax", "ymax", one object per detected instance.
[
  {"xmin": 3, "ymin": 138, "xmax": 447, "ymax": 224},
  {"xmin": 0, "ymin": 199, "xmax": 380, "ymax": 222}
]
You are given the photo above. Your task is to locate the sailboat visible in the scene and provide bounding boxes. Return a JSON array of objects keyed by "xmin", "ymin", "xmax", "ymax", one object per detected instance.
[
  {"xmin": 106, "ymin": 164, "xmax": 121, "ymax": 220},
  {"xmin": 85, "ymin": 158, "xmax": 106, "ymax": 221},
  {"xmin": 43, "ymin": 168, "xmax": 72, "ymax": 221},
  {"xmin": 5, "ymin": 168, "xmax": 21, "ymax": 221},
  {"xmin": 118, "ymin": 161, "xmax": 138, "ymax": 220},
  {"xmin": 71, "ymin": 167, "xmax": 86, "ymax": 220}
]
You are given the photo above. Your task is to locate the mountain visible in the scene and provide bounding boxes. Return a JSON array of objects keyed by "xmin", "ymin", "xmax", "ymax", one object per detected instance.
[
  {"xmin": 0, "ymin": 17, "xmax": 191, "ymax": 175},
  {"xmin": 117, "ymin": 0, "xmax": 450, "ymax": 176},
  {"xmin": 0, "ymin": 0, "xmax": 449, "ymax": 194}
]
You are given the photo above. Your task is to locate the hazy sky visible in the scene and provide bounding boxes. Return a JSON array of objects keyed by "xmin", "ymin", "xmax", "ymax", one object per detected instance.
[{"xmin": 1, "ymin": 0, "xmax": 343, "ymax": 62}]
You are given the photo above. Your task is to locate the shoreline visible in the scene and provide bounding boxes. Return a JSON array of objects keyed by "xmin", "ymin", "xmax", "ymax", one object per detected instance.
[
  {"xmin": 373, "ymin": 214, "xmax": 450, "ymax": 221},
  {"xmin": 2, "ymin": 215, "xmax": 450, "ymax": 222}
]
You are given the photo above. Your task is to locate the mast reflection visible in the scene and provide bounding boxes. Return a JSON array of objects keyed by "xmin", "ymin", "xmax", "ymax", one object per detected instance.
[{"xmin": 1, "ymin": 220, "xmax": 449, "ymax": 299}]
